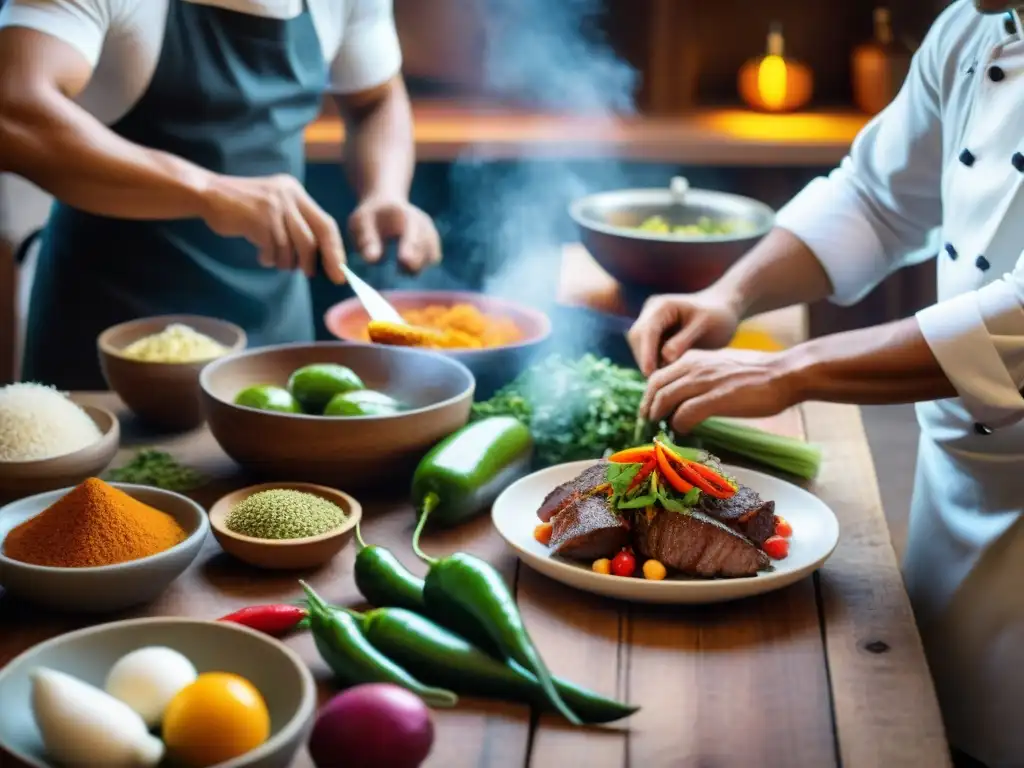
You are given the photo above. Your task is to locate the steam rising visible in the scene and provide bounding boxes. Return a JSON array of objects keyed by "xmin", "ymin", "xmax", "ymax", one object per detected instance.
[{"xmin": 446, "ymin": 0, "xmax": 638, "ymax": 318}]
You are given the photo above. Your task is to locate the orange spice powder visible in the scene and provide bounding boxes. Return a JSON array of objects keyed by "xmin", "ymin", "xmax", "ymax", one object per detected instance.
[{"xmin": 3, "ymin": 477, "xmax": 187, "ymax": 568}]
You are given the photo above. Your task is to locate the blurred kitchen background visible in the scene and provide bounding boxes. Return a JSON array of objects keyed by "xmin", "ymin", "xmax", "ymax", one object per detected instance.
[{"xmin": 0, "ymin": 0, "xmax": 950, "ymax": 551}]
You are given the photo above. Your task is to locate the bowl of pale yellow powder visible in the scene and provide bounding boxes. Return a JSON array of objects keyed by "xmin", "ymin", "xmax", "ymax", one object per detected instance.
[{"xmin": 98, "ymin": 315, "xmax": 247, "ymax": 432}]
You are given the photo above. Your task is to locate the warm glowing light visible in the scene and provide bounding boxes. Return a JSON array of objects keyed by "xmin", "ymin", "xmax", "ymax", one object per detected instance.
[
  {"xmin": 757, "ymin": 55, "xmax": 789, "ymax": 112},
  {"xmin": 698, "ymin": 111, "xmax": 862, "ymax": 143}
]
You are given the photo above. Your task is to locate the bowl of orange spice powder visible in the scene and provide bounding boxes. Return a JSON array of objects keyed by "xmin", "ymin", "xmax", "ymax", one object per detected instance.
[
  {"xmin": 324, "ymin": 290, "xmax": 552, "ymax": 398},
  {"xmin": 0, "ymin": 477, "xmax": 208, "ymax": 612}
]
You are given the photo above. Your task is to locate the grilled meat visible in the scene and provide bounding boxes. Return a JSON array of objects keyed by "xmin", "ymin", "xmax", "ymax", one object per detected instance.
[
  {"xmin": 634, "ymin": 508, "xmax": 770, "ymax": 578},
  {"xmin": 700, "ymin": 485, "xmax": 776, "ymax": 546},
  {"xmin": 549, "ymin": 494, "xmax": 629, "ymax": 561},
  {"xmin": 537, "ymin": 462, "xmax": 609, "ymax": 522}
]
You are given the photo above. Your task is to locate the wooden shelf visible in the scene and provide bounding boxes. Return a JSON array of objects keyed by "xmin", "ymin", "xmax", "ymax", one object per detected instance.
[{"xmin": 306, "ymin": 102, "xmax": 869, "ymax": 166}]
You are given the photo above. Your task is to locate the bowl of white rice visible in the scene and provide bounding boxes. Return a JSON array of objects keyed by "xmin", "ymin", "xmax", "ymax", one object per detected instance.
[
  {"xmin": 98, "ymin": 315, "xmax": 246, "ymax": 432},
  {"xmin": 0, "ymin": 383, "xmax": 120, "ymax": 502}
]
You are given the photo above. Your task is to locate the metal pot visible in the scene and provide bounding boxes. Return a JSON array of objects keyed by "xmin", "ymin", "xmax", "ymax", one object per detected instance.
[{"xmin": 569, "ymin": 177, "xmax": 775, "ymax": 295}]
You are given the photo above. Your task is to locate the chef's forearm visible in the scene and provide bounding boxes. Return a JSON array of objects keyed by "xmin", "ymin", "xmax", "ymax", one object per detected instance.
[
  {"xmin": 712, "ymin": 228, "xmax": 835, "ymax": 319},
  {"xmin": 784, "ymin": 316, "xmax": 956, "ymax": 405},
  {"xmin": 338, "ymin": 76, "xmax": 414, "ymax": 201},
  {"xmin": 0, "ymin": 84, "xmax": 211, "ymax": 220}
]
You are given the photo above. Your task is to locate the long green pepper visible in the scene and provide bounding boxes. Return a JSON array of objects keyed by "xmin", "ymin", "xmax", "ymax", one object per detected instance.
[
  {"xmin": 353, "ymin": 523, "xmax": 428, "ymax": 613},
  {"xmin": 411, "ymin": 497, "xmax": 581, "ymax": 725},
  {"xmin": 299, "ymin": 582, "xmax": 457, "ymax": 708},
  {"xmin": 352, "ymin": 525, "xmax": 501, "ymax": 656},
  {"xmin": 348, "ymin": 605, "xmax": 638, "ymax": 724}
]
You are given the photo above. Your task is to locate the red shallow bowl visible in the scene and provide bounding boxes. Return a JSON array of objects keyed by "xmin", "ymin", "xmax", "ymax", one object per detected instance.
[{"xmin": 323, "ymin": 290, "xmax": 552, "ymax": 397}]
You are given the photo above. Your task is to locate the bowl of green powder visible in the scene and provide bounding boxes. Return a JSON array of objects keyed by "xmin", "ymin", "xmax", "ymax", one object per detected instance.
[{"xmin": 208, "ymin": 483, "xmax": 361, "ymax": 570}]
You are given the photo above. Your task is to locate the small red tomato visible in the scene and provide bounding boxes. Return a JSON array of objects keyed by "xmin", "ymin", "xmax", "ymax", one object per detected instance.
[
  {"xmin": 775, "ymin": 516, "xmax": 793, "ymax": 538},
  {"xmin": 763, "ymin": 535, "xmax": 790, "ymax": 560},
  {"xmin": 611, "ymin": 549, "xmax": 636, "ymax": 577}
]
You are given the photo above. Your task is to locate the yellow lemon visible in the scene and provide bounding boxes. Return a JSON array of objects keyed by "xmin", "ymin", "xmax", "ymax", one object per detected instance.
[{"xmin": 162, "ymin": 672, "xmax": 270, "ymax": 767}]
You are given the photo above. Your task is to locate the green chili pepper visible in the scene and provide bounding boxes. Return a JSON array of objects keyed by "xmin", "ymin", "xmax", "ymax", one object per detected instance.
[
  {"xmin": 411, "ymin": 416, "xmax": 533, "ymax": 528},
  {"xmin": 353, "ymin": 523, "xmax": 428, "ymax": 613},
  {"xmin": 346, "ymin": 605, "xmax": 637, "ymax": 724},
  {"xmin": 411, "ymin": 501, "xmax": 581, "ymax": 725},
  {"xmin": 299, "ymin": 581, "xmax": 457, "ymax": 708},
  {"xmin": 351, "ymin": 525, "xmax": 502, "ymax": 656}
]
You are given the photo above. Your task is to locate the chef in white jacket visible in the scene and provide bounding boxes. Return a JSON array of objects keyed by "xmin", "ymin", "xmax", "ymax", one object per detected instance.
[{"xmin": 629, "ymin": 2, "xmax": 1024, "ymax": 765}]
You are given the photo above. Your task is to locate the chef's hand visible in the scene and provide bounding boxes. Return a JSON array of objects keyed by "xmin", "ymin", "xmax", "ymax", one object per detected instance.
[
  {"xmin": 201, "ymin": 173, "xmax": 347, "ymax": 283},
  {"xmin": 348, "ymin": 196, "xmax": 442, "ymax": 273},
  {"xmin": 627, "ymin": 290, "xmax": 742, "ymax": 377},
  {"xmin": 640, "ymin": 348, "xmax": 801, "ymax": 434}
]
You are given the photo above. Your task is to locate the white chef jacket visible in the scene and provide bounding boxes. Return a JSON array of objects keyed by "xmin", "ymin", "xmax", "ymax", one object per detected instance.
[{"xmin": 776, "ymin": 3, "xmax": 1024, "ymax": 765}]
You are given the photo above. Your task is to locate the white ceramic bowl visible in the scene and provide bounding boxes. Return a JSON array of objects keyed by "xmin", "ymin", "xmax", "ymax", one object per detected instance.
[
  {"xmin": 0, "ymin": 617, "xmax": 317, "ymax": 768},
  {"xmin": 0, "ymin": 483, "xmax": 209, "ymax": 612},
  {"xmin": 493, "ymin": 460, "xmax": 840, "ymax": 604}
]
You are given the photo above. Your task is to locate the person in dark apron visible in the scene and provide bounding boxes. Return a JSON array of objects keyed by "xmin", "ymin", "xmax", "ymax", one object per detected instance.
[{"xmin": 0, "ymin": 0, "xmax": 440, "ymax": 389}]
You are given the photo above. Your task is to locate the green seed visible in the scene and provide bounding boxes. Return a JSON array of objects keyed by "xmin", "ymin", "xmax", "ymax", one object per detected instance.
[{"xmin": 225, "ymin": 489, "xmax": 346, "ymax": 540}]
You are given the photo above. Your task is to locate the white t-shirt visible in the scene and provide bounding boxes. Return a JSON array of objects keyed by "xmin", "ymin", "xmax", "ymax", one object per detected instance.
[{"xmin": 0, "ymin": 0, "xmax": 402, "ymax": 125}]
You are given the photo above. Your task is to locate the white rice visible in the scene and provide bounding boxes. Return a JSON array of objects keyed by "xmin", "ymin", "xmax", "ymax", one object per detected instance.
[{"xmin": 0, "ymin": 383, "xmax": 104, "ymax": 462}]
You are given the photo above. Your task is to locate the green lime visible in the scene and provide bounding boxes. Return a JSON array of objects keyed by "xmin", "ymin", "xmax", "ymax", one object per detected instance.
[
  {"xmin": 287, "ymin": 363, "xmax": 364, "ymax": 414},
  {"xmin": 234, "ymin": 385, "xmax": 301, "ymax": 413},
  {"xmin": 324, "ymin": 389, "xmax": 404, "ymax": 417}
]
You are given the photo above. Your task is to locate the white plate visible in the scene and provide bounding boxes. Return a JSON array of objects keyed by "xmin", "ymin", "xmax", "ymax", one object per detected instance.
[{"xmin": 492, "ymin": 460, "xmax": 840, "ymax": 604}]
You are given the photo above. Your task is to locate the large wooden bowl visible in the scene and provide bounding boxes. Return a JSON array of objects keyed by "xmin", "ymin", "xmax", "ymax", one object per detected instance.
[
  {"xmin": 98, "ymin": 315, "xmax": 247, "ymax": 432},
  {"xmin": 199, "ymin": 342, "xmax": 475, "ymax": 489},
  {"xmin": 323, "ymin": 290, "xmax": 551, "ymax": 398}
]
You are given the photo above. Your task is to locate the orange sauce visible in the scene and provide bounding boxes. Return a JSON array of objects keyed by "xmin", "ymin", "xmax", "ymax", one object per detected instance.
[{"xmin": 362, "ymin": 304, "xmax": 523, "ymax": 349}]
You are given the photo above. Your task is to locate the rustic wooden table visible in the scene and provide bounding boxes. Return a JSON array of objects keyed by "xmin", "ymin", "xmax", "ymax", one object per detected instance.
[{"xmin": 0, "ymin": 391, "xmax": 950, "ymax": 768}]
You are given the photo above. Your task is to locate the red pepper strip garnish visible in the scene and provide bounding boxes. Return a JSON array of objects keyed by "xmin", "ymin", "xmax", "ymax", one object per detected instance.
[
  {"xmin": 218, "ymin": 604, "xmax": 308, "ymax": 636},
  {"xmin": 657, "ymin": 443, "xmax": 736, "ymax": 500},
  {"xmin": 608, "ymin": 445, "xmax": 656, "ymax": 464},
  {"xmin": 625, "ymin": 458, "xmax": 657, "ymax": 494},
  {"xmin": 688, "ymin": 461, "xmax": 738, "ymax": 490},
  {"xmin": 654, "ymin": 442, "xmax": 693, "ymax": 494}
]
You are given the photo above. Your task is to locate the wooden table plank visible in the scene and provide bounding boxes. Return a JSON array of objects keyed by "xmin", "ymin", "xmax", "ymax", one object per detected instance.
[
  {"xmin": 804, "ymin": 402, "xmax": 950, "ymax": 768},
  {"xmin": 623, "ymin": 409, "xmax": 833, "ymax": 767},
  {"xmin": 517, "ymin": 569, "xmax": 628, "ymax": 766}
]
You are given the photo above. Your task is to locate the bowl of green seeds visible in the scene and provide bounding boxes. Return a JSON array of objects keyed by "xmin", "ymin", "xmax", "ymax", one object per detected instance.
[{"xmin": 208, "ymin": 482, "xmax": 361, "ymax": 570}]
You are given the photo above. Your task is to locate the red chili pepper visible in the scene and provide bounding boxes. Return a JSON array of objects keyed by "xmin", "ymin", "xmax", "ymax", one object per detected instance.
[
  {"xmin": 625, "ymin": 458, "xmax": 657, "ymax": 494},
  {"xmin": 657, "ymin": 442, "xmax": 736, "ymax": 500},
  {"xmin": 654, "ymin": 441, "xmax": 693, "ymax": 494},
  {"xmin": 608, "ymin": 445, "xmax": 656, "ymax": 464},
  {"xmin": 218, "ymin": 604, "xmax": 307, "ymax": 636}
]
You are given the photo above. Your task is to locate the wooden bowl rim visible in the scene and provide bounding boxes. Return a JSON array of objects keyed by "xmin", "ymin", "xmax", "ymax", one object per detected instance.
[
  {"xmin": 199, "ymin": 341, "xmax": 475, "ymax": 421},
  {"xmin": 323, "ymin": 289, "xmax": 553, "ymax": 352},
  {"xmin": 0, "ymin": 482, "xmax": 209, "ymax": 573},
  {"xmin": 97, "ymin": 314, "xmax": 247, "ymax": 365},
  {"xmin": 0, "ymin": 615, "xmax": 318, "ymax": 768},
  {"xmin": 0, "ymin": 403, "xmax": 120, "ymax": 472},
  {"xmin": 208, "ymin": 482, "xmax": 363, "ymax": 548}
]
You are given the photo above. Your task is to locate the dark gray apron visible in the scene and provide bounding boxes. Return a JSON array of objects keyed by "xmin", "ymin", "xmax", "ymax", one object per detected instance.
[{"xmin": 23, "ymin": 0, "xmax": 326, "ymax": 389}]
